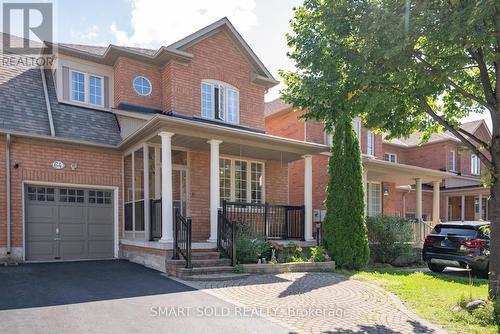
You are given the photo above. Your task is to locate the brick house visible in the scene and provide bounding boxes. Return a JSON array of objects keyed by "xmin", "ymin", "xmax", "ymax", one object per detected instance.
[
  {"xmin": 265, "ymin": 99, "xmax": 491, "ymax": 227},
  {"xmin": 0, "ymin": 18, "xmax": 326, "ymax": 271}
]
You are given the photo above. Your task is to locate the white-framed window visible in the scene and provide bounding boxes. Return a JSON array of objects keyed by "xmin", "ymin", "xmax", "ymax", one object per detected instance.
[
  {"xmin": 383, "ymin": 153, "xmax": 397, "ymax": 163},
  {"xmin": 201, "ymin": 80, "xmax": 239, "ymax": 124},
  {"xmin": 219, "ymin": 157, "xmax": 264, "ymax": 205},
  {"xmin": 367, "ymin": 131, "xmax": 375, "ymax": 155},
  {"xmin": 324, "ymin": 129, "xmax": 333, "ymax": 147},
  {"xmin": 366, "ymin": 182, "xmax": 381, "ymax": 217},
  {"xmin": 133, "ymin": 76, "xmax": 152, "ymax": 96},
  {"xmin": 70, "ymin": 70, "xmax": 104, "ymax": 107},
  {"xmin": 449, "ymin": 150, "xmax": 456, "ymax": 172},
  {"xmin": 353, "ymin": 118, "xmax": 361, "ymax": 140},
  {"xmin": 471, "ymin": 154, "xmax": 481, "ymax": 175}
]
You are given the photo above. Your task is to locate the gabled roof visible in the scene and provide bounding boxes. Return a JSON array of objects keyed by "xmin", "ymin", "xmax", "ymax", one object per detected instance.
[
  {"xmin": 264, "ymin": 98, "xmax": 291, "ymax": 117},
  {"xmin": 55, "ymin": 18, "xmax": 279, "ymax": 88}
]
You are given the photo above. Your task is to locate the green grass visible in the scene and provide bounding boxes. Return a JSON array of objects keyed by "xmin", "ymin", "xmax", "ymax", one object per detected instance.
[{"xmin": 336, "ymin": 268, "xmax": 498, "ymax": 334}]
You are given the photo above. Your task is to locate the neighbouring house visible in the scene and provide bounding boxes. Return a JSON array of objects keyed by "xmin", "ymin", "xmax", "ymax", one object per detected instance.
[
  {"xmin": 0, "ymin": 18, "xmax": 327, "ymax": 272},
  {"xmin": 265, "ymin": 99, "xmax": 491, "ymax": 227}
]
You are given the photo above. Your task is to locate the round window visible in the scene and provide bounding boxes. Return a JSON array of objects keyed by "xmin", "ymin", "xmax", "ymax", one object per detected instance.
[{"xmin": 133, "ymin": 76, "xmax": 152, "ymax": 96}]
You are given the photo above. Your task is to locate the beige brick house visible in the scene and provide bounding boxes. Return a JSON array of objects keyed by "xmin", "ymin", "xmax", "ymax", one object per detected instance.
[
  {"xmin": 265, "ymin": 100, "xmax": 491, "ymax": 228},
  {"xmin": 0, "ymin": 18, "xmax": 326, "ymax": 271}
]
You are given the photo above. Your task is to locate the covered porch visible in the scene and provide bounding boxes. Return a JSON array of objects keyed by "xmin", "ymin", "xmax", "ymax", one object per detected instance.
[
  {"xmin": 442, "ymin": 187, "xmax": 490, "ymax": 222},
  {"xmin": 118, "ymin": 114, "xmax": 326, "ymax": 269}
]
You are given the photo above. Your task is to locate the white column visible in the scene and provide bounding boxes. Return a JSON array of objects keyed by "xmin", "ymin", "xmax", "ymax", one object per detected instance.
[
  {"xmin": 432, "ymin": 181, "xmax": 440, "ymax": 225},
  {"xmin": 479, "ymin": 194, "xmax": 483, "ymax": 220},
  {"xmin": 143, "ymin": 144, "xmax": 150, "ymax": 241},
  {"xmin": 362, "ymin": 166, "xmax": 368, "ymax": 217},
  {"xmin": 415, "ymin": 178, "xmax": 422, "ymax": 221},
  {"xmin": 445, "ymin": 196, "xmax": 449, "ymax": 222},
  {"xmin": 304, "ymin": 155, "xmax": 313, "ymax": 241},
  {"xmin": 154, "ymin": 146, "xmax": 161, "ymax": 199},
  {"xmin": 461, "ymin": 195, "xmax": 465, "ymax": 221},
  {"xmin": 159, "ymin": 132, "xmax": 174, "ymax": 243},
  {"xmin": 208, "ymin": 139, "xmax": 222, "ymax": 242}
]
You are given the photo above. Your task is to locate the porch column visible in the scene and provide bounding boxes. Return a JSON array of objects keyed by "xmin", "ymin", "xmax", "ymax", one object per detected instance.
[
  {"xmin": 208, "ymin": 139, "xmax": 222, "ymax": 242},
  {"xmin": 143, "ymin": 144, "xmax": 150, "ymax": 241},
  {"xmin": 479, "ymin": 194, "xmax": 483, "ymax": 220},
  {"xmin": 159, "ymin": 132, "xmax": 174, "ymax": 243},
  {"xmin": 461, "ymin": 195, "xmax": 465, "ymax": 221},
  {"xmin": 304, "ymin": 155, "xmax": 313, "ymax": 241},
  {"xmin": 432, "ymin": 181, "xmax": 440, "ymax": 225},
  {"xmin": 415, "ymin": 178, "xmax": 422, "ymax": 221}
]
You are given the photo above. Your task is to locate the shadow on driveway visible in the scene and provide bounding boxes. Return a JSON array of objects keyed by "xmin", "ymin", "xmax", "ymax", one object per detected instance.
[{"xmin": 0, "ymin": 260, "xmax": 194, "ymax": 310}]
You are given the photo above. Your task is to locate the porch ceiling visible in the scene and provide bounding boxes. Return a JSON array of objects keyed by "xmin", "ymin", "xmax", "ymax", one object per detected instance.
[
  {"xmin": 363, "ymin": 156, "xmax": 453, "ymax": 186},
  {"xmin": 120, "ymin": 114, "xmax": 328, "ymax": 162}
]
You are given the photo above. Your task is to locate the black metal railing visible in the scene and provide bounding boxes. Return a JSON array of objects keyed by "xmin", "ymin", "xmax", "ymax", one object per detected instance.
[
  {"xmin": 150, "ymin": 199, "xmax": 162, "ymax": 240},
  {"xmin": 221, "ymin": 200, "xmax": 305, "ymax": 240},
  {"xmin": 172, "ymin": 208, "xmax": 192, "ymax": 268},
  {"xmin": 217, "ymin": 210, "xmax": 236, "ymax": 266}
]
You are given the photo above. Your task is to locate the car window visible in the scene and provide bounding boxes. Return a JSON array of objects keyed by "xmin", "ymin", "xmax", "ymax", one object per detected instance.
[{"xmin": 432, "ymin": 225, "xmax": 478, "ymax": 237}]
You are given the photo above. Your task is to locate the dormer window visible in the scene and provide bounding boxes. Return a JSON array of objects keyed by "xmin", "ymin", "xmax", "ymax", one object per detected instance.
[
  {"xmin": 70, "ymin": 70, "xmax": 104, "ymax": 107},
  {"xmin": 201, "ymin": 80, "xmax": 239, "ymax": 124}
]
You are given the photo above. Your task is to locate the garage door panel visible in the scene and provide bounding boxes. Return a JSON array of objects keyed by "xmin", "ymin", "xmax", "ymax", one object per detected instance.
[
  {"xmin": 25, "ymin": 186, "xmax": 114, "ymax": 261},
  {"xmin": 60, "ymin": 241, "xmax": 86, "ymax": 259},
  {"xmin": 88, "ymin": 240, "xmax": 114, "ymax": 258}
]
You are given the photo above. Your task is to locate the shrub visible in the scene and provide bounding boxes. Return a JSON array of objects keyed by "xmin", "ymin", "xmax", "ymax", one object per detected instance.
[
  {"xmin": 324, "ymin": 117, "xmax": 369, "ymax": 270},
  {"xmin": 235, "ymin": 223, "xmax": 271, "ymax": 264},
  {"xmin": 233, "ymin": 264, "xmax": 245, "ymax": 273},
  {"xmin": 365, "ymin": 215, "xmax": 413, "ymax": 264},
  {"xmin": 309, "ymin": 246, "xmax": 327, "ymax": 262}
]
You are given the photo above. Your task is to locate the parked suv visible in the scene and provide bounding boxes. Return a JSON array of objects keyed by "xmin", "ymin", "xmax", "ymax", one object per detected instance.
[{"xmin": 422, "ymin": 221, "xmax": 490, "ymax": 277}]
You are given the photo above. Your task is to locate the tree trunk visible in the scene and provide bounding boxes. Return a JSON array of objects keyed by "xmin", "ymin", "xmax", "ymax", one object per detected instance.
[{"xmin": 489, "ymin": 135, "xmax": 500, "ymax": 299}]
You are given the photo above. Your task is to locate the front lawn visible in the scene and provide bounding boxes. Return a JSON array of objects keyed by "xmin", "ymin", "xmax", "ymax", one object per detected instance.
[{"xmin": 337, "ymin": 268, "xmax": 498, "ymax": 334}]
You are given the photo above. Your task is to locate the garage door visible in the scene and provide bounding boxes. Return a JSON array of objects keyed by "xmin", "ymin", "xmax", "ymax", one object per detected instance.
[{"xmin": 25, "ymin": 185, "xmax": 114, "ymax": 261}]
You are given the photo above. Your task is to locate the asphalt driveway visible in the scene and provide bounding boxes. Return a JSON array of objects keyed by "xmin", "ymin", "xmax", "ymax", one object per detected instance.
[{"xmin": 0, "ymin": 260, "xmax": 288, "ymax": 334}]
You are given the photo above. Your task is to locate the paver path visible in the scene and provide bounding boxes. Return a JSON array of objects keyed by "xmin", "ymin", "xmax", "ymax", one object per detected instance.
[{"xmin": 179, "ymin": 272, "xmax": 447, "ymax": 334}]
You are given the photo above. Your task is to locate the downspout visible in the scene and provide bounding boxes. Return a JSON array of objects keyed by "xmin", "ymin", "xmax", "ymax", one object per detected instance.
[
  {"xmin": 6, "ymin": 134, "xmax": 11, "ymax": 254},
  {"xmin": 40, "ymin": 67, "xmax": 55, "ymax": 136}
]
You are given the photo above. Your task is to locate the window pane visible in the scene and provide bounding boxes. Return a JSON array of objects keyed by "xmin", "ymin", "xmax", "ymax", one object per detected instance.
[
  {"xmin": 134, "ymin": 149, "xmax": 144, "ymax": 201},
  {"xmin": 89, "ymin": 76, "xmax": 102, "ymax": 106},
  {"xmin": 227, "ymin": 89, "xmax": 238, "ymax": 123},
  {"xmin": 219, "ymin": 158, "xmax": 232, "ymax": 205},
  {"xmin": 235, "ymin": 160, "xmax": 247, "ymax": 202},
  {"xmin": 201, "ymin": 82, "xmax": 213, "ymax": 118},
  {"xmin": 367, "ymin": 132, "xmax": 374, "ymax": 155},
  {"xmin": 251, "ymin": 162, "xmax": 263, "ymax": 203},
  {"xmin": 124, "ymin": 155, "xmax": 133, "ymax": 202},
  {"xmin": 369, "ymin": 183, "xmax": 381, "ymax": 216},
  {"xmin": 71, "ymin": 71, "xmax": 85, "ymax": 102}
]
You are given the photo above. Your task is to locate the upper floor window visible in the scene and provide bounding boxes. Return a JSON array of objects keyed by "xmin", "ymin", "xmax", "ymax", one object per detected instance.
[
  {"xmin": 70, "ymin": 70, "xmax": 104, "ymax": 107},
  {"xmin": 353, "ymin": 118, "xmax": 361, "ymax": 140},
  {"xmin": 367, "ymin": 131, "xmax": 375, "ymax": 155},
  {"xmin": 201, "ymin": 81, "xmax": 239, "ymax": 124},
  {"xmin": 383, "ymin": 153, "xmax": 397, "ymax": 163},
  {"xmin": 133, "ymin": 76, "xmax": 152, "ymax": 96},
  {"xmin": 471, "ymin": 154, "xmax": 480, "ymax": 175},
  {"xmin": 324, "ymin": 130, "xmax": 333, "ymax": 147},
  {"xmin": 449, "ymin": 150, "xmax": 456, "ymax": 172}
]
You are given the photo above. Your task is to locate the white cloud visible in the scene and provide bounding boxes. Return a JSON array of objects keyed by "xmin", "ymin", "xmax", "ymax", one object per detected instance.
[
  {"xmin": 71, "ymin": 24, "xmax": 99, "ymax": 40},
  {"xmin": 110, "ymin": 0, "xmax": 257, "ymax": 47}
]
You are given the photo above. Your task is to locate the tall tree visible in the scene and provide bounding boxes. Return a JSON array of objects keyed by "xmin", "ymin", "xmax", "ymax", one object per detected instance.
[
  {"xmin": 280, "ymin": 0, "xmax": 500, "ymax": 297},
  {"xmin": 324, "ymin": 117, "xmax": 369, "ymax": 269}
]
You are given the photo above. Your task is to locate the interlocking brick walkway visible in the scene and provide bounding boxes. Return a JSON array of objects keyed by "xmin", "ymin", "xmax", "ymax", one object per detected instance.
[{"xmin": 178, "ymin": 272, "xmax": 446, "ymax": 334}]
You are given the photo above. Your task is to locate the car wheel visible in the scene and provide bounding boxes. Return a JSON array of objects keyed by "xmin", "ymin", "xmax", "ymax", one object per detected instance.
[{"xmin": 427, "ymin": 262, "xmax": 445, "ymax": 273}]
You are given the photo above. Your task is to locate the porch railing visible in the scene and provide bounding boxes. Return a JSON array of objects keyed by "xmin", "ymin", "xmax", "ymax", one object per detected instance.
[
  {"xmin": 217, "ymin": 211, "xmax": 236, "ymax": 266},
  {"xmin": 221, "ymin": 200, "xmax": 305, "ymax": 240},
  {"xmin": 172, "ymin": 208, "xmax": 192, "ymax": 268},
  {"xmin": 411, "ymin": 220, "xmax": 434, "ymax": 246}
]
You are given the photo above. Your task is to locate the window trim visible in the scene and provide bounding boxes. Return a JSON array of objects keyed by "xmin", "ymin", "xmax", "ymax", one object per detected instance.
[
  {"xmin": 69, "ymin": 70, "xmax": 105, "ymax": 107},
  {"xmin": 383, "ymin": 152, "xmax": 397, "ymax": 163},
  {"xmin": 353, "ymin": 118, "xmax": 361, "ymax": 140},
  {"xmin": 449, "ymin": 150, "xmax": 457, "ymax": 172},
  {"xmin": 471, "ymin": 154, "xmax": 481, "ymax": 175},
  {"xmin": 367, "ymin": 131, "xmax": 375, "ymax": 156},
  {"xmin": 200, "ymin": 80, "xmax": 240, "ymax": 125},
  {"xmin": 366, "ymin": 181, "xmax": 382, "ymax": 217},
  {"xmin": 133, "ymin": 76, "xmax": 152, "ymax": 97},
  {"xmin": 219, "ymin": 155, "xmax": 265, "ymax": 206}
]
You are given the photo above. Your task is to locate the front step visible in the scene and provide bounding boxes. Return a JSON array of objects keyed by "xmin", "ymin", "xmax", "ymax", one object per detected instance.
[
  {"xmin": 191, "ymin": 251, "xmax": 220, "ymax": 260},
  {"xmin": 182, "ymin": 273, "xmax": 250, "ymax": 281},
  {"xmin": 177, "ymin": 265, "xmax": 235, "ymax": 278}
]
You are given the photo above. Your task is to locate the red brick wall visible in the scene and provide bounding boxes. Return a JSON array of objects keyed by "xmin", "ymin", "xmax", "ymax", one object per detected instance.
[
  {"xmin": 265, "ymin": 107, "xmax": 305, "ymax": 140},
  {"xmin": 5, "ymin": 138, "xmax": 122, "ymax": 249},
  {"xmin": 381, "ymin": 144, "xmax": 408, "ymax": 164},
  {"xmin": 265, "ymin": 160, "xmax": 289, "ymax": 205}
]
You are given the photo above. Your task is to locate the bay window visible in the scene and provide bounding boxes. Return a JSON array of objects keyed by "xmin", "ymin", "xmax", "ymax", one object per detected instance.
[
  {"xmin": 219, "ymin": 157, "xmax": 264, "ymax": 205},
  {"xmin": 201, "ymin": 80, "xmax": 239, "ymax": 124}
]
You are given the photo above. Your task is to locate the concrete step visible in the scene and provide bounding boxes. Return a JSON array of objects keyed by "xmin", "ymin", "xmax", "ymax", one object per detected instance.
[
  {"xmin": 177, "ymin": 266, "xmax": 235, "ymax": 277},
  {"xmin": 166, "ymin": 258, "xmax": 231, "ymax": 268},
  {"xmin": 182, "ymin": 273, "xmax": 250, "ymax": 281},
  {"xmin": 191, "ymin": 251, "xmax": 220, "ymax": 260}
]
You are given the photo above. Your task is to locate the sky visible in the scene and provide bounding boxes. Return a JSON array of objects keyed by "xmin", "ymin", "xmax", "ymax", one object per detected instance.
[{"xmin": 51, "ymin": 0, "xmax": 490, "ymax": 129}]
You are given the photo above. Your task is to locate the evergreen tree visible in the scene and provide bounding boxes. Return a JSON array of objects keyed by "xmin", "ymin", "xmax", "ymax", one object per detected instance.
[{"xmin": 323, "ymin": 117, "xmax": 369, "ymax": 270}]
